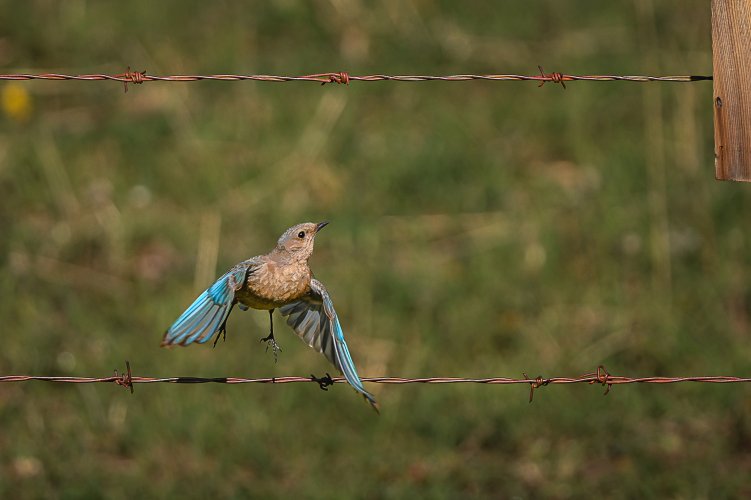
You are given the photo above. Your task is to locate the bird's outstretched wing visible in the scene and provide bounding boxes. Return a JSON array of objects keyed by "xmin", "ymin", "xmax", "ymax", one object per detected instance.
[
  {"xmin": 279, "ymin": 278, "xmax": 378, "ymax": 412},
  {"xmin": 162, "ymin": 264, "xmax": 250, "ymax": 346}
]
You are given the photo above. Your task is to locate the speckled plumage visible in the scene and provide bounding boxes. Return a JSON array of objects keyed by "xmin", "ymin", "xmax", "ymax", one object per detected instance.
[{"xmin": 161, "ymin": 222, "xmax": 378, "ymax": 411}]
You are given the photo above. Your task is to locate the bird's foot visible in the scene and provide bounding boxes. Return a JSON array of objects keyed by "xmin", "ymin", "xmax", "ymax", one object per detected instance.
[
  {"xmin": 311, "ymin": 372, "xmax": 334, "ymax": 391},
  {"xmin": 259, "ymin": 333, "xmax": 282, "ymax": 362},
  {"xmin": 213, "ymin": 328, "xmax": 227, "ymax": 348}
]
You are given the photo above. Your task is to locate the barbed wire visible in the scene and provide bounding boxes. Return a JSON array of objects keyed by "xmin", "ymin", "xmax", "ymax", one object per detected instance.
[
  {"xmin": 0, "ymin": 67, "xmax": 713, "ymax": 92},
  {"xmin": 1, "ymin": 363, "xmax": 749, "ymax": 402}
]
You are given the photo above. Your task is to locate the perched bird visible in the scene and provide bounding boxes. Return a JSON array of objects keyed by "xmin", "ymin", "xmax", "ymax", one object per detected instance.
[{"xmin": 161, "ymin": 222, "xmax": 378, "ymax": 411}]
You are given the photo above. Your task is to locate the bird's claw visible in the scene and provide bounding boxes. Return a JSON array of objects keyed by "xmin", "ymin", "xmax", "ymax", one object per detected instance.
[
  {"xmin": 259, "ymin": 334, "xmax": 282, "ymax": 362},
  {"xmin": 311, "ymin": 373, "xmax": 334, "ymax": 391},
  {"xmin": 213, "ymin": 328, "xmax": 227, "ymax": 348}
]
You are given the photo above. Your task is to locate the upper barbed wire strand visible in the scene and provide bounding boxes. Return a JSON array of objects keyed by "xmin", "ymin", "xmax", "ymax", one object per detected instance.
[{"xmin": 0, "ymin": 70, "xmax": 712, "ymax": 86}]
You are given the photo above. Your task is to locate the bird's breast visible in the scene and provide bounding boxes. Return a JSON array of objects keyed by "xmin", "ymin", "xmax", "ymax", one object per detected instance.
[{"xmin": 237, "ymin": 262, "xmax": 312, "ymax": 310}]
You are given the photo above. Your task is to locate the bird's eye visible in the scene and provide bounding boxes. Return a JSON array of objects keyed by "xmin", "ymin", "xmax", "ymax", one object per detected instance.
[{"xmin": 297, "ymin": 231, "xmax": 305, "ymax": 238}]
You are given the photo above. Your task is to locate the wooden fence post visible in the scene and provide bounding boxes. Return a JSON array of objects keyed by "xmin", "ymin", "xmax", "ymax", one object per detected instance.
[{"xmin": 712, "ymin": 0, "xmax": 751, "ymax": 181}]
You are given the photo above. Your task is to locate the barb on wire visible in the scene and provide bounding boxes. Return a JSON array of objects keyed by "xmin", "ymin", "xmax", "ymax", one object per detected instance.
[
  {"xmin": 594, "ymin": 364, "xmax": 613, "ymax": 395},
  {"xmin": 523, "ymin": 372, "xmax": 550, "ymax": 402},
  {"xmin": 114, "ymin": 67, "xmax": 146, "ymax": 93},
  {"xmin": 0, "ymin": 68, "xmax": 712, "ymax": 90},
  {"xmin": 538, "ymin": 65, "xmax": 566, "ymax": 89},
  {"xmin": 114, "ymin": 360, "xmax": 133, "ymax": 393},
  {"xmin": 1, "ymin": 363, "xmax": 750, "ymax": 403}
]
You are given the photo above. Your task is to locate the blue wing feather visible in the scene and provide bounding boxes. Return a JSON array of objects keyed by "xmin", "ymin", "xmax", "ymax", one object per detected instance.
[
  {"xmin": 162, "ymin": 265, "xmax": 248, "ymax": 347},
  {"xmin": 167, "ymin": 295, "xmax": 213, "ymax": 343}
]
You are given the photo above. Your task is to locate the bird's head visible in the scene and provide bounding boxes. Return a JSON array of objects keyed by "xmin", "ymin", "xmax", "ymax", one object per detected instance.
[{"xmin": 274, "ymin": 221, "xmax": 328, "ymax": 262}]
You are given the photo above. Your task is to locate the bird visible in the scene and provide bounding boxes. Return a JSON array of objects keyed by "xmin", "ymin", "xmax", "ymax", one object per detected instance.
[{"xmin": 161, "ymin": 221, "xmax": 378, "ymax": 412}]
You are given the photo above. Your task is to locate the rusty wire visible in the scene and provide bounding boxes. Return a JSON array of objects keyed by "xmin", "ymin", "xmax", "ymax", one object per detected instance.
[
  {"xmin": 1, "ymin": 363, "xmax": 749, "ymax": 402},
  {"xmin": 0, "ymin": 68, "xmax": 712, "ymax": 92},
  {"xmin": 0, "ymin": 67, "xmax": 729, "ymax": 401}
]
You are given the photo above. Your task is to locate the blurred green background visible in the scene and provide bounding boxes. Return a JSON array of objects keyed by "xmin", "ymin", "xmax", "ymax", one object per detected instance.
[{"xmin": 1, "ymin": 1, "xmax": 750, "ymax": 498}]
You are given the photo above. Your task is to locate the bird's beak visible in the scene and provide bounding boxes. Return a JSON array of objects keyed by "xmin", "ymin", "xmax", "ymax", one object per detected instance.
[{"xmin": 315, "ymin": 221, "xmax": 329, "ymax": 233}]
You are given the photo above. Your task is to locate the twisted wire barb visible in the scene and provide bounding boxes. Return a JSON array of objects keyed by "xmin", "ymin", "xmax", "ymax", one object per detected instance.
[
  {"xmin": 0, "ymin": 69, "xmax": 712, "ymax": 90},
  {"xmin": 1, "ymin": 363, "xmax": 749, "ymax": 402}
]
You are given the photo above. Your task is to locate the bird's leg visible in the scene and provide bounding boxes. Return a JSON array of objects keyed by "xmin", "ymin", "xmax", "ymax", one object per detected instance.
[
  {"xmin": 259, "ymin": 309, "xmax": 282, "ymax": 362},
  {"xmin": 212, "ymin": 328, "xmax": 225, "ymax": 348},
  {"xmin": 213, "ymin": 302, "xmax": 235, "ymax": 348},
  {"xmin": 310, "ymin": 372, "xmax": 335, "ymax": 391}
]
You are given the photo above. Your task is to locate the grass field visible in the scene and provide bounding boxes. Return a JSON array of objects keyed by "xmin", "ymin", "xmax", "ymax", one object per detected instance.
[{"xmin": 1, "ymin": 1, "xmax": 750, "ymax": 498}]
